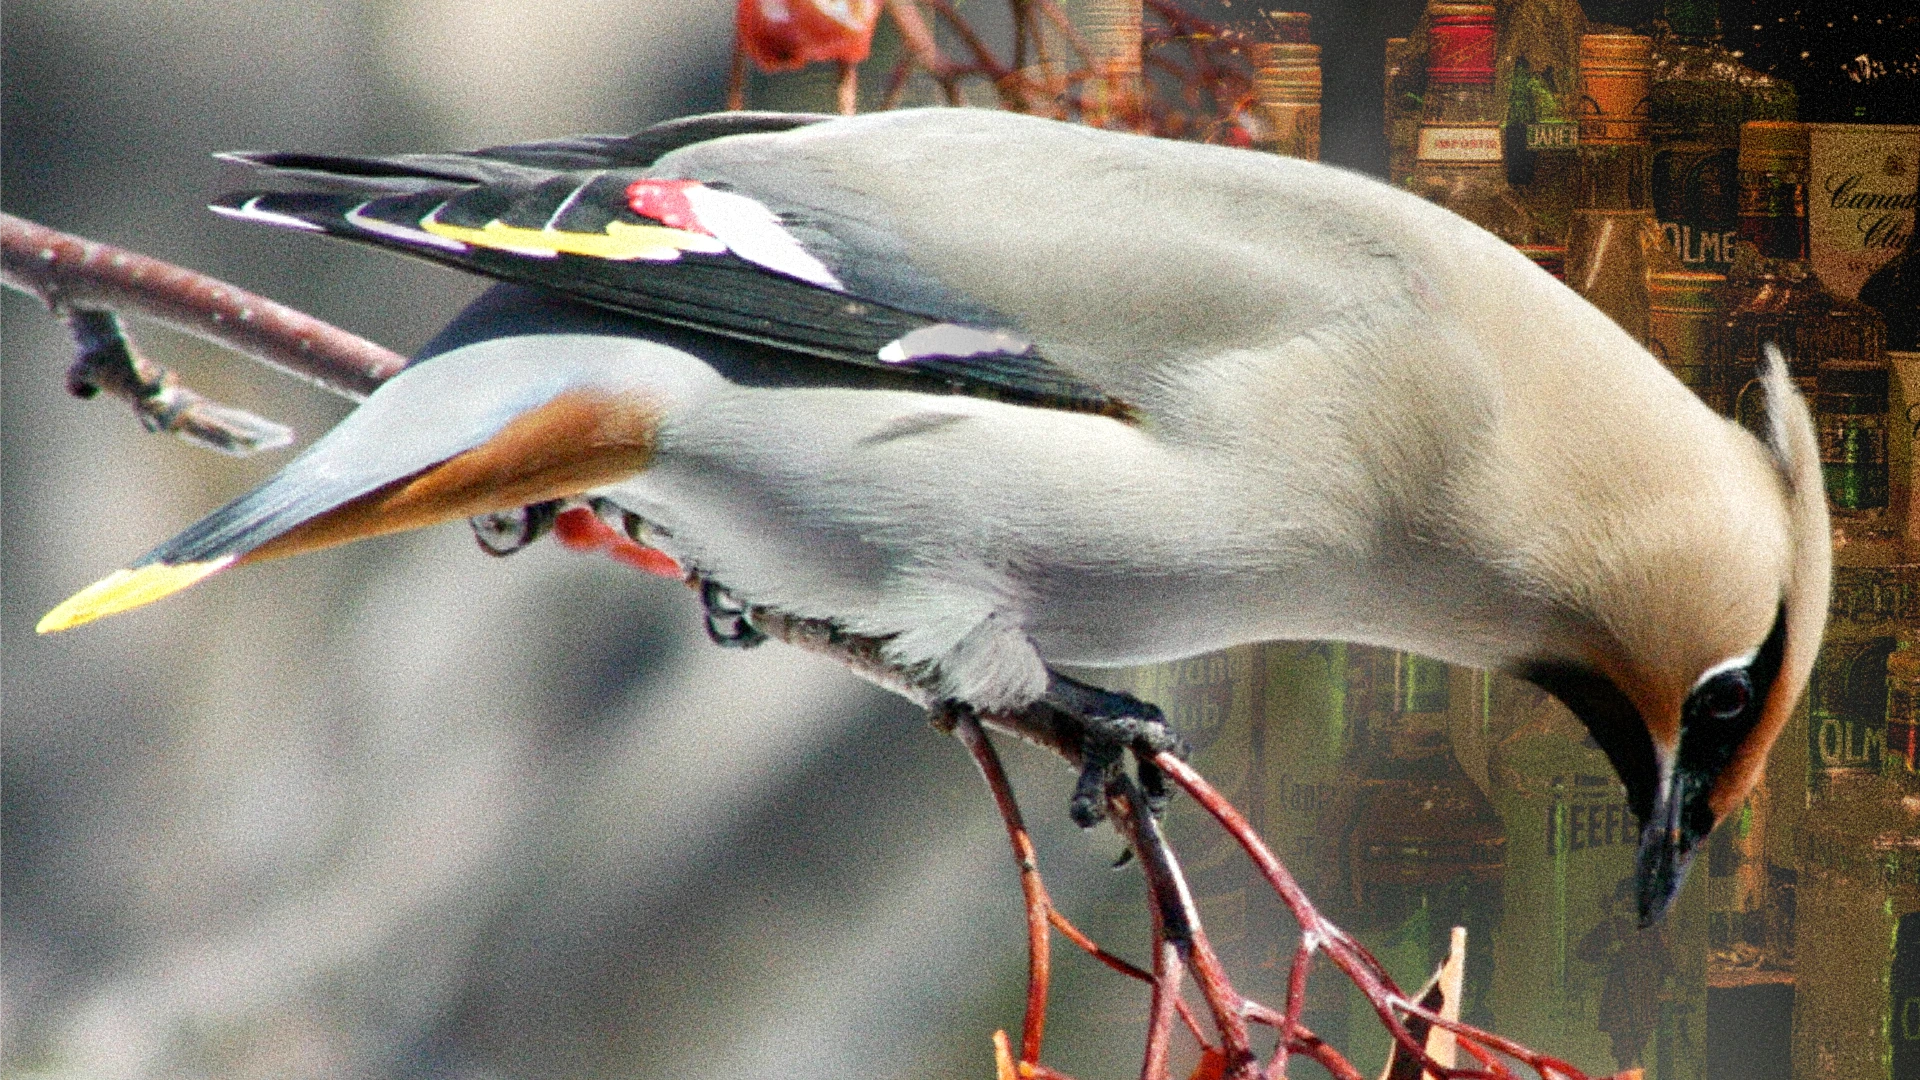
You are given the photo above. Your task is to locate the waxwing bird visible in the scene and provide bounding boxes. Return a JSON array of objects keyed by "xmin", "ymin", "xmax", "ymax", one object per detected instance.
[{"xmin": 38, "ymin": 108, "xmax": 1831, "ymax": 924}]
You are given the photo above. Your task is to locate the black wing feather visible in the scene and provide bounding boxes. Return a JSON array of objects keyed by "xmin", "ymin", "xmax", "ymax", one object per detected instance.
[{"xmin": 213, "ymin": 116, "xmax": 1133, "ymax": 420}]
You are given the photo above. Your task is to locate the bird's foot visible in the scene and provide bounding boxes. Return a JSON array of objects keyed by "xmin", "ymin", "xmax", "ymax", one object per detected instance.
[
  {"xmin": 699, "ymin": 577, "xmax": 766, "ymax": 648},
  {"xmin": 470, "ymin": 499, "xmax": 562, "ymax": 556},
  {"xmin": 1043, "ymin": 672, "xmax": 1185, "ymax": 828}
]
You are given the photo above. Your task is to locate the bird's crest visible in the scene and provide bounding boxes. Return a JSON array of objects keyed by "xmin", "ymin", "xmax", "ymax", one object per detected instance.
[{"xmin": 1709, "ymin": 344, "xmax": 1830, "ymax": 821}]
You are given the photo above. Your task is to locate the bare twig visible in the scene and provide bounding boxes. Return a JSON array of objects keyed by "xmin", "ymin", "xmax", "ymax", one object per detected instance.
[
  {"xmin": 62, "ymin": 308, "xmax": 292, "ymax": 456},
  {"xmin": 728, "ymin": 43, "xmax": 749, "ymax": 110},
  {"xmin": 951, "ymin": 711, "xmax": 1053, "ymax": 1063},
  {"xmin": 3, "ymin": 212, "xmax": 404, "ymax": 401}
]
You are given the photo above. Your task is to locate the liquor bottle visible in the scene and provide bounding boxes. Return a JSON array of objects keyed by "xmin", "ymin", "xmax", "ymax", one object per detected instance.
[
  {"xmin": 1648, "ymin": 268, "xmax": 1727, "ymax": 410},
  {"xmin": 1566, "ymin": 34, "xmax": 1669, "ymax": 344},
  {"xmin": 1793, "ymin": 566, "xmax": 1920, "ymax": 1080},
  {"xmin": 1386, "ymin": 37, "xmax": 1424, "ymax": 188},
  {"xmin": 1484, "ymin": 668, "xmax": 1709, "ymax": 1079},
  {"xmin": 1646, "ymin": 0, "xmax": 1798, "ymax": 276},
  {"xmin": 1243, "ymin": 12, "xmax": 1319, "ymax": 161},
  {"xmin": 1409, "ymin": 2, "xmax": 1538, "ymax": 245},
  {"xmin": 1499, "ymin": 0, "xmax": 1585, "ymax": 243},
  {"xmin": 1574, "ymin": 33, "xmax": 1654, "ymax": 212},
  {"xmin": 1860, "ymin": 164, "xmax": 1920, "ymax": 353},
  {"xmin": 1320, "ymin": 649, "xmax": 1505, "ymax": 1079},
  {"xmin": 1074, "ymin": 0, "xmax": 1143, "ymax": 127},
  {"xmin": 1716, "ymin": 121, "xmax": 1900, "ymax": 564}
]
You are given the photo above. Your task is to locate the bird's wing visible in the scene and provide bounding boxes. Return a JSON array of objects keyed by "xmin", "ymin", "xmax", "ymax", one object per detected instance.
[{"xmin": 213, "ymin": 112, "xmax": 1133, "ymax": 420}]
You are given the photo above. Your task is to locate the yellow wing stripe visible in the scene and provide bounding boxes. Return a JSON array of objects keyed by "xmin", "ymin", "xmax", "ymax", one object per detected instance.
[
  {"xmin": 419, "ymin": 215, "xmax": 726, "ymax": 262},
  {"xmin": 37, "ymin": 557, "xmax": 236, "ymax": 634}
]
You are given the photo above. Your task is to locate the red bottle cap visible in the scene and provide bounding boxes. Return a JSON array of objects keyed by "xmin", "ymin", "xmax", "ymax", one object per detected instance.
[{"xmin": 1427, "ymin": 3, "xmax": 1496, "ymax": 86}]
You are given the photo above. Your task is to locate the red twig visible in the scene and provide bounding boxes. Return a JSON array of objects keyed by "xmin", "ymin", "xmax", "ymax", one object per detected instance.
[
  {"xmin": 1154, "ymin": 751, "xmax": 1601, "ymax": 1080},
  {"xmin": 953, "ymin": 713, "xmax": 1053, "ymax": 1062}
]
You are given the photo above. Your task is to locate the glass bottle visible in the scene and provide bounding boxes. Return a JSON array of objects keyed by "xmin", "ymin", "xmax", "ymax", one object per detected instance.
[
  {"xmin": 1243, "ymin": 12, "xmax": 1319, "ymax": 161},
  {"xmin": 1499, "ymin": 0, "xmax": 1585, "ymax": 243},
  {"xmin": 1646, "ymin": 0, "xmax": 1797, "ymax": 276},
  {"xmin": 1484, "ymin": 667, "xmax": 1708, "ymax": 1079},
  {"xmin": 1321, "ymin": 649, "xmax": 1505, "ymax": 1078},
  {"xmin": 1409, "ymin": 2, "xmax": 1537, "ymax": 246},
  {"xmin": 1574, "ymin": 33, "xmax": 1654, "ymax": 212},
  {"xmin": 1648, "ymin": 268, "xmax": 1728, "ymax": 410},
  {"xmin": 1566, "ymin": 33, "xmax": 1669, "ymax": 344},
  {"xmin": 1793, "ymin": 566, "xmax": 1920, "ymax": 1080},
  {"xmin": 1075, "ymin": 0, "xmax": 1143, "ymax": 127},
  {"xmin": 1716, "ymin": 121, "xmax": 1899, "ymax": 564}
]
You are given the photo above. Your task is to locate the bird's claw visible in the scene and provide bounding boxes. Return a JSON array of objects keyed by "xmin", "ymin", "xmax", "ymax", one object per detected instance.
[
  {"xmin": 1069, "ymin": 737, "xmax": 1123, "ymax": 828},
  {"xmin": 700, "ymin": 578, "xmax": 766, "ymax": 648},
  {"xmin": 1045, "ymin": 672, "xmax": 1184, "ymax": 828}
]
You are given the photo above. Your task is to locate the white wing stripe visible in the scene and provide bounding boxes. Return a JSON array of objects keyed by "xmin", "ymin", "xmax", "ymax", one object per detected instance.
[{"xmin": 682, "ymin": 185, "xmax": 844, "ymax": 291}]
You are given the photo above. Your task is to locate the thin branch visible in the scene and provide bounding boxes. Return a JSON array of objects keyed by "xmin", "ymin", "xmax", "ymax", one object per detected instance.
[
  {"xmin": 62, "ymin": 308, "xmax": 292, "ymax": 456},
  {"xmin": 836, "ymin": 60, "xmax": 860, "ymax": 114},
  {"xmin": 952, "ymin": 712, "xmax": 1053, "ymax": 1063},
  {"xmin": 3, "ymin": 212, "xmax": 404, "ymax": 401},
  {"xmin": 728, "ymin": 43, "xmax": 749, "ymax": 110}
]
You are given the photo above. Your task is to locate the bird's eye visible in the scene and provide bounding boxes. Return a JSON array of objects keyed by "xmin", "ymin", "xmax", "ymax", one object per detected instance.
[{"xmin": 1695, "ymin": 668, "xmax": 1753, "ymax": 725}]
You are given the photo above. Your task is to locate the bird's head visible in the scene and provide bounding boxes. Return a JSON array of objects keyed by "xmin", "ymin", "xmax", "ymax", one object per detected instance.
[{"xmin": 1517, "ymin": 348, "xmax": 1829, "ymax": 926}]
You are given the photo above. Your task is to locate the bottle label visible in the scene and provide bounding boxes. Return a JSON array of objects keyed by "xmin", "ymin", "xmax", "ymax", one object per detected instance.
[
  {"xmin": 1417, "ymin": 124, "xmax": 1503, "ymax": 163},
  {"xmin": 1653, "ymin": 145, "xmax": 1741, "ymax": 273},
  {"xmin": 1806, "ymin": 123, "xmax": 1920, "ymax": 301},
  {"xmin": 1526, "ymin": 122, "xmax": 1579, "ymax": 151},
  {"xmin": 1809, "ymin": 635, "xmax": 1896, "ymax": 774}
]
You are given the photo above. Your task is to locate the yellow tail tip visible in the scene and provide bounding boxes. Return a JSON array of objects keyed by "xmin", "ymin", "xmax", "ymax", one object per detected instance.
[{"xmin": 36, "ymin": 558, "xmax": 234, "ymax": 634}]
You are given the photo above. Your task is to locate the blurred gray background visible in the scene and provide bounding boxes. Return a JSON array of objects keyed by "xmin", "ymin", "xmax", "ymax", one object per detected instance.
[{"xmin": 2, "ymin": 2, "xmax": 1416, "ymax": 1077}]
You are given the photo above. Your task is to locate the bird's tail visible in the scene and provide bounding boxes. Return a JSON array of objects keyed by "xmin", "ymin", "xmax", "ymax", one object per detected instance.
[{"xmin": 38, "ymin": 340, "xmax": 668, "ymax": 633}]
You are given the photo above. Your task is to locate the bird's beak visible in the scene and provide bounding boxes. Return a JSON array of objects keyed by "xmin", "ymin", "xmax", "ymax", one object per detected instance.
[
  {"xmin": 1518, "ymin": 661, "xmax": 1700, "ymax": 926},
  {"xmin": 1633, "ymin": 750, "xmax": 1703, "ymax": 927},
  {"xmin": 39, "ymin": 359, "xmax": 661, "ymax": 634}
]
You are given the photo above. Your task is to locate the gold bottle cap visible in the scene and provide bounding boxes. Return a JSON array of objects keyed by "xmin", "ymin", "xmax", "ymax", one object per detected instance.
[
  {"xmin": 1739, "ymin": 120, "xmax": 1808, "ymax": 172},
  {"xmin": 1577, "ymin": 34, "xmax": 1652, "ymax": 145},
  {"xmin": 1648, "ymin": 269, "xmax": 1725, "ymax": 311},
  {"xmin": 1578, "ymin": 32, "xmax": 1653, "ymax": 71},
  {"xmin": 1249, "ymin": 42, "xmax": 1322, "ymax": 104},
  {"xmin": 1430, "ymin": 2, "xmax": 1495, "ymax": 20}
]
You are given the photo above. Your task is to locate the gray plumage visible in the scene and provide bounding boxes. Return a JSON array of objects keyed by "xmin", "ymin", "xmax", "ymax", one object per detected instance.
[{"xmin": 46, "ymin": 108, "xmax": 1831, "ymax": 923}]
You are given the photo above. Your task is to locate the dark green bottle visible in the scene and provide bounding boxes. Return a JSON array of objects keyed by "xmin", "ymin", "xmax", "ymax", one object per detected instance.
[{"xmin": 1647, "ymin": 0, "xmax": 1797, "ymax": 275}]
